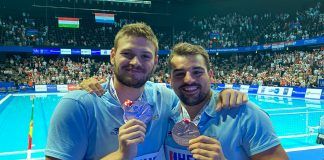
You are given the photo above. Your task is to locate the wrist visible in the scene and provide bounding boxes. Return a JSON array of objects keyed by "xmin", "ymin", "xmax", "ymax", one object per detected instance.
[
  {"xmin": 117, "ymin": 149, "xmax": 135, "ymax": 160},
  {"xmin": 116, "ymin": 150, "xmax": 129, "ymax": 160},
  {"xmin": 101, "ymin": 150, "xmax": 130, "ymax": 160}
]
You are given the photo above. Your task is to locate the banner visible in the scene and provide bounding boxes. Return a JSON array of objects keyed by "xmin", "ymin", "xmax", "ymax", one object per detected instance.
[
  {"xmin": 224, "ymin": 84, "xmax": 233, "ymax": 89},
  {"xmin": 46, "ymin": 85, "xmax": 57, "ymax": 92},
  {"xmin": 18, "ymin": 84, "xmax": 35, "ymax": 92},
  {"xmin": 28, "ymin": 36, "xmax": 323, "ymax": 56},
  {"xmin": 231, "ymin": 84, "xmax": 240, "ymax": 90},
  {"xmin": 291, "ymin": 87, "xmax": 307, "ymax": 98},
  {"xmin": 240, "ymin": 85, "xmax": 250, "ymax": 93},
  {"xmin": 58, "ymin": 17, "xmax": 80, "ymax": 28},
  {"xmin": 215, "ymin": 83, "xmax": 225, "ymax": 91},
  {"xmin": 68, "ymin": 84, "xmax": 78, "ymax": 91},
  {"xmin": 100, "ymin": 49, "xmax": 111, "ymax": 55},
  {"xmin": 95, "ymin": 13, "xmax": 115, "ymax": 24},
  {"xmin": 35, "ymin": 85, "xmax": 47, "ymax": 92},
  {"xmin": 81, "ymin": 49, "xmax": 91, "ymax": 55},
  {"xmin": 248, "ymin": 85, "xmax": 259, "ymax": 94},
  {"xmin": 305, "ymin": 88, "xmax": 322, "ymax": 99},
  {"xmin": 57, "ymin": 85, "xmax": 68, "ymax": 92},
  {"xmin": 257, "ymin": 86, "xmax": 293, "ymax": 96},
  {"xmin": 282, "ymin": 87, "xmax": 293, "ymax": 96},
  {"xmin": 60, "ymin": 49, "xmax": 71, "ymax": 55}
]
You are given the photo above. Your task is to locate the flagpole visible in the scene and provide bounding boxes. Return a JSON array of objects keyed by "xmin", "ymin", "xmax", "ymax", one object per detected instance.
[{"xmin": 27, "ymin": 95, "xmax": 35, "ymax": 160}]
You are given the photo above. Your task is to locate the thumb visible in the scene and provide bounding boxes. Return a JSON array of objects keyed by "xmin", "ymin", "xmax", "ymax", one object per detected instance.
[{"xmin": 98, "ymin": 78, "xmax": 107, "ymax": 84}]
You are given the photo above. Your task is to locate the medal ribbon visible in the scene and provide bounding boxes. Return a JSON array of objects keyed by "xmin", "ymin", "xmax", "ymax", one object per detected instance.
[{"xmin": 108, "ymin": 77, "xmax": 146, "ymax": 106}]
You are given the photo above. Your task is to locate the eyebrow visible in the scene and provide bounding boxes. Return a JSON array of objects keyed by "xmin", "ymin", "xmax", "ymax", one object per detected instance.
[
  {"xmin": 192, "ymin": 67, "xmax": 205, "ymax": 70},
  {"xmin": 120, "ymin": 49, "xmax": 153, "ymax": 55},
  {"xmin": 172, "ymin": 69, "xmax": 184, "ymax": 73},
  {"xmin": 172, "ymin": 67, "xmax": 205, "ymax": 73}
]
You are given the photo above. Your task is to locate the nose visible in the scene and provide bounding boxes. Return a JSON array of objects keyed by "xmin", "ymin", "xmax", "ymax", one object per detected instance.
[
  {"xmin": 129, "ymin": 56, "xmax": 140, "ymax": 66},
  {"xmin": 184, "ymin": 72, "xmax": 195, "ymax": 84}
]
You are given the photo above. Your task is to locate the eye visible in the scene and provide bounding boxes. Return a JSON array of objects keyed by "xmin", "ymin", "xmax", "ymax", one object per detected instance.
[
  {"xmin": 121, "ymin": 52, "xmax": 132, "ymax": 59},
  {"xmin": 173, "ymin": 72, "xmax": 185, "ymax": 78},
  {"xmin": 141, "ymin": 54, "xmax": 152, "ymax": 60},
  {"xmin": 193, "ymin": 70, "xmax": 204, "ymax": 76}
]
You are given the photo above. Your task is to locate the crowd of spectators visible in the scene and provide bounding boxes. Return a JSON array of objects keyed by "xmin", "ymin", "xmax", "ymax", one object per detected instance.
[
  {"xmin": 173, "ymin": 2, "xmax": 323, "ymax": 49},
  {"xmin": 0, "ymin": 3, "xmax": 323, "ymax": 90},
  {"xmin": 0, "ymin": 49, "xmax": 322, "ymax": 89},
  {"xmin": 210, "ymin": 50, "xmax": 323, "ymax": 88},
  {"xmin": 0, "ymin": 3, "xmax": 322, "ymax": 49},
  {"xmin": 0, "ymin": 55, "xmax": 112, "ymax": 87}
]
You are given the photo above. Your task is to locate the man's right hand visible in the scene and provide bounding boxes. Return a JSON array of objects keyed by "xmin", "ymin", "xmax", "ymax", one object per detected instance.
[
  {"xmin": 188, "ymin": 136, "xmax": 226, "ymax": 160},
  {"xmin": 117, "ymin": 119, "xmax": 147, "ymax": 159},
  {"xmin": 101, "ymin": 119, "xmax": 146, "ymax": 160},
  {"xmin": 79, "ymin": 77, "xmax": 106, "ymax": 96}
]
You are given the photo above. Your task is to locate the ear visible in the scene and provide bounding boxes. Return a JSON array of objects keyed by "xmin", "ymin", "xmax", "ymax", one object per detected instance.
[
  {"xmin": 154, "ymin": 54, "xmax": 158, "ymax": 66},
  {"xmin": 150, "ymin": 54, "xmax": 158, "ymax": 73},
  {"xmin": 110, "ymin": 48, "xmax": 116, "ymax": 66}
]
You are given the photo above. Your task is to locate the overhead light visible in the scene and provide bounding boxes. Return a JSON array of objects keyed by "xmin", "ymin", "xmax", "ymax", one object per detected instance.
[{"xmin": 95, "ymin": 0, "xmax": 151, "ymax": 5}]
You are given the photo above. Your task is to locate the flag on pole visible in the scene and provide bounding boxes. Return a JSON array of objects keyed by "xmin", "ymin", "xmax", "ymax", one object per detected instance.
[
  {"xmin": 95, "ymin": 13, "xmax": 115, "ymax": 24},
  {"xmin": 27, "ymin": 96, "xmax": 35, "ymax": 160},
  {"xmin": 27, "ymin": 120, "xmax": 33, "ymax": 160},
  {"xmin": 58, "ymin": 17, "xmax": 80, "ymax": 28}
]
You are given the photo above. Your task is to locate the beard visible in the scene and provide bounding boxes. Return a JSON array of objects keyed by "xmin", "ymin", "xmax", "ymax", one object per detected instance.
[{"xmin": 113, "ymin": 64, "xmax": 155, "ymax": 88}]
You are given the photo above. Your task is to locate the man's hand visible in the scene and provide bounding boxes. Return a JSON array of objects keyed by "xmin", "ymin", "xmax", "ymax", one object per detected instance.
[
  {"xmin": 189, "ymin": 136, "xmax": 226, "ymax": 160},
  {"xmin": 216, "ymin": 89, "xmax": 248, "ymax": 111},
  {"xmin": 101, "ymin": 119, "xmax": 146, "ymax": 160},
  {"xmin": 78, "ymin": 77, "xmax": 106, "ymax": 96},
  {"xmin": 118, "ymin": 119, "xmax": 146, "ymax": 159}
]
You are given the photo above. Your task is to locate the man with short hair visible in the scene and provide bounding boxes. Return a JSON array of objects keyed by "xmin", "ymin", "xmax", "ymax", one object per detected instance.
[{"xmin": 164, "ymin": 42, "xmax": 288, "ymax": 160}]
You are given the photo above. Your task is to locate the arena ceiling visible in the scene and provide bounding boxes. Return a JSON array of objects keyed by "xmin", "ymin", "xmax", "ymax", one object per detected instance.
[{"xmin": 0, "ymin": 0, "xmax": 321, "ymax": 23}]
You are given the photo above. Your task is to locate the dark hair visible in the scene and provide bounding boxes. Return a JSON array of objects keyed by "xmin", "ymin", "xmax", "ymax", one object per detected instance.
[{"xmin": 168, "ymin": 42, "xmax": 210, "ymax": 70}]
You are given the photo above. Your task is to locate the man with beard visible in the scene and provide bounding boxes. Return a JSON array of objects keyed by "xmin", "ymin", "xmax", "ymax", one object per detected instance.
[
  {"xmin": 45, "ymin": 23, "xmax": 247, "ymax": 160},
  {"xmin": 164, "ymin": 42, "xmax": 288, "ymax": 160}
]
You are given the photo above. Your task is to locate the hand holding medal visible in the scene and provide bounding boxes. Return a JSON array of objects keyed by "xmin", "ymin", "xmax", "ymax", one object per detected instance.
[
  {"xmin": 117, "ymin": 119, "xmax": 146, "ymax": 160},
  {"xmin": 113, "ymin": 99, "xmax": 153, "ymax": 159},
  {"xmin": 188, "ymin": 135, "xmax": 227, "ymax": 160},
  {"xmin": 171, "ymin": 104, "xmax": 227, "ymax": 160},
  {"xmin": 171, "ymin": 116, "xmax": 226, "ymax": 159}
]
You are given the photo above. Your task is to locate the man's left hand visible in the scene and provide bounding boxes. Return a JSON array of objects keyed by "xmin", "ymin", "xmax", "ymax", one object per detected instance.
[{"xmin": 216, "ymin": 89, "xmax": 248, "ymax": 111}]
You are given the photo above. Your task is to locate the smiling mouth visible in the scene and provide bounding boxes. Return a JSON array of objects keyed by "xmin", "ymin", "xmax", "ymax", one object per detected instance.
[{"xmin": 181, "ymin": 86, "xmax": 200, "ymax": 95}]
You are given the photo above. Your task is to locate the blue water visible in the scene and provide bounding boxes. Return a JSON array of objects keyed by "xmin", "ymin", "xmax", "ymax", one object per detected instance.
[
  {"xmin": 0, "ymin": 93, "xmax": 323, "ymax": 159},
  {"xmin": 250, "ymin": 95, "xmax": 324, "ymax": 149},
  {"xmin": 0, "ymin": 93, "xmax": 61, "ymax": 159}
]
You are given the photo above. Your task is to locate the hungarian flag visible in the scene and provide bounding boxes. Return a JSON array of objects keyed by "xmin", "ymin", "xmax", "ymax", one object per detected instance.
[
  {"xmin": 58, "ymin": 17, "xmax": 80, "ymax": 28},
  {"xmin": 95, "ymin": 13, "xmax": 114, "ymax": 24}
]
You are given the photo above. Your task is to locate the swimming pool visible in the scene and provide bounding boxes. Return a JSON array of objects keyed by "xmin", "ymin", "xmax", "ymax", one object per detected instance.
[{"xmin": 0, "ymin": 93, "xmax": 323, "ymax": 159}]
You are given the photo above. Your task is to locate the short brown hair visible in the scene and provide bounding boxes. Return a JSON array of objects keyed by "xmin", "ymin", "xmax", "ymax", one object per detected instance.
[
  {"xmin": 168, "ymin": 42, "xmax": 210, "ymax": 70},
  {"xmin": 114, "ymin": 22, "xmax": 159, "ymax": 54}
]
